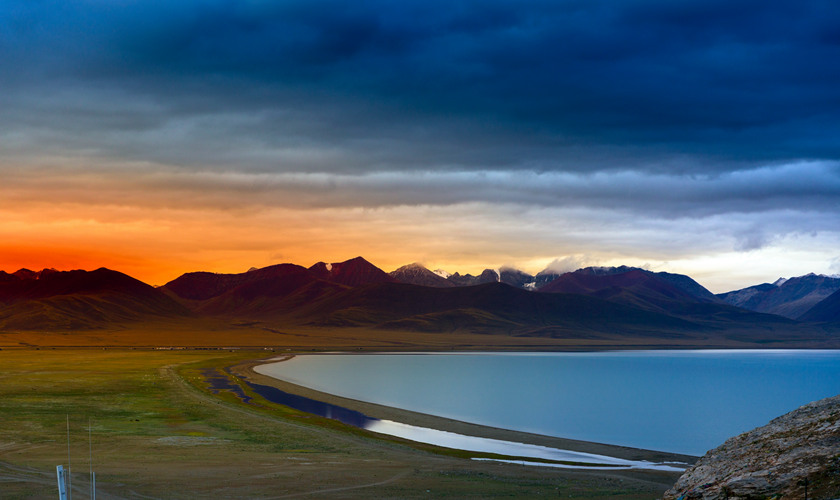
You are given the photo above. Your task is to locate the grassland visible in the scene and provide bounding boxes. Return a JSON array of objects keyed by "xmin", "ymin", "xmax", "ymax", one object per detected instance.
[
  {"xmin": 0, "ymin": 315, "xmax": 790, "ymax": 351},
  {"xmin": 0, "ymin": 348, "xmax": 684, "ymax": 499}
]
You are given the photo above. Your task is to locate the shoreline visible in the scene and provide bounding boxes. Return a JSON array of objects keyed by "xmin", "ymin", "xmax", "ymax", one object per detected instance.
[{"xmin": 231, "ymin": 353, "xmax": 699, "ymax": 467}]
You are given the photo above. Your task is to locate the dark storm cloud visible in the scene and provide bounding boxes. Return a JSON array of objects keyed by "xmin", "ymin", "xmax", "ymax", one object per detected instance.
[{"xmin": 3, "ymin": 0, "xmax": 840, "ymax": 175}]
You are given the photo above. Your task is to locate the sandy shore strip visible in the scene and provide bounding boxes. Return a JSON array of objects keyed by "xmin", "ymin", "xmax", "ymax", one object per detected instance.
[{"xmin": 232, "ymin": 354, "xmax": 698, "ymax": 467}]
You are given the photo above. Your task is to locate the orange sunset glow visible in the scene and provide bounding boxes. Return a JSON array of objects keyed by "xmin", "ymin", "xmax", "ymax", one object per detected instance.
[
  {"xmin": 2, "ymin": 167, "xmax": 838, "ymax": 293},
  {"xmin": 1, "ymin": 0, "xmax": 839, "ymax": 293}
]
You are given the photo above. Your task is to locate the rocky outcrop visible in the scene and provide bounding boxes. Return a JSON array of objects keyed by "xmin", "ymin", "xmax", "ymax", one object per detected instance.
[{"xmin": 664, "ymin": 394, "xmax": 840, "ymax": 500}]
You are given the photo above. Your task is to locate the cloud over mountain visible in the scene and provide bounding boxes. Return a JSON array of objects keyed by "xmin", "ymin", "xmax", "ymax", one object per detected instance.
[{"xmin": 2, "ymin": 0, "xmax": 839, "ymax": 289}]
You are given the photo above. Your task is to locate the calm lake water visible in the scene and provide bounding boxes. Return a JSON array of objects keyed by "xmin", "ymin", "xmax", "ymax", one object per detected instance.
[{"xmin": 256, "ymin": 350, "xmax": 840, "ymax": 456}]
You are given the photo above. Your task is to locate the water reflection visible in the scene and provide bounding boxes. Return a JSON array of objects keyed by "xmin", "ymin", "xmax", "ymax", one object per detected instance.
[
  {"xmin": 255, "ymin": 351, "xmax": 840, "ymax": 455},
  {"xmin": 247, "ymin": 382, "xmax": 376, "ymax": 428},
  {"xmin": 366, "ymin": 419, "xmax": 686, "ymax": 471},
  {"xmin": 202, "ymin": 368, "xmax": 252, "ymax": 403},
  {"xmin": 243, "ymin": 380, "xmax": 685, "ymax": 470}
]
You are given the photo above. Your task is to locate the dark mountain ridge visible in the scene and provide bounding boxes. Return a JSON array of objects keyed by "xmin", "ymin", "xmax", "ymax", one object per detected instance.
[
  {"xmin": 164, "ymin": 260, "xmax": 700, "ymax": 334},
  {"xmin": 163, "ymin": 257, "xmax": 394, "ymax": 318},
  {"xmin": 718, "ymin": 273, "xmax": 840, "ymax": 319},
  {"xmin": 533, "ymin": 266, "xmax": 799, "ymax": 333},
  {"xmin": 308, "ymin": 256, "xmax": 397, "ymax": 287},
  {"xmin": 534, "ymin": 269, "xmax": 562, "ymax": 288},
  {"xmin": 446, "ymin": 269, "xmax": 501, "ymax": 287},
  {"xmin": 5, "ymin": 259, "xmax": 835, "ymax": 343},
  {"xmin": 538, "ymin": 266, "xmax": 721, "ymax": 311},
  {"xmin": 799, "ymin": 287, "xmax": 840, "ymax": 323},
  {"xmin": 395, "ymin": 264, "xmax": 537, "ymax": 290},
  {"xmin": 498, "ymin": 267, "xmax": 536, "ymax": 289},
  {"xmin": 300, "ymin": 281, "xmax": 702, "ymax": 336},
  {"xmin": 159, "ymin": 259, "xmax": 807, "ymax": 340},
  {"xmin": 0, "ymin": 268, "xmax": 190, "ymax": 330},
  {"xmin": 163, "ymin": 264, "xmax": 312, "ymax": 301},
  {"xmin": 388, "ymin": 263, "xmax": 455, "ymax": 288}
]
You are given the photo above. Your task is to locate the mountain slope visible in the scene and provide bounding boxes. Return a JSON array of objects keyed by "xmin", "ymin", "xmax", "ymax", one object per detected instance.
[
  {"xmin": 195, "ymin": 272, "xmax": 349, "ymax": 319},
  {"xmin": 538, "ymin": 267, "xmax": 720, "ymax": 313},
  {"xmin": 302, "ymin": 281, "xmax": 702, "ymax": 336},
  {"xmin": 165, "ymin": 261, "xmax": 705, "ymax": 335},
  {"xmin": 161, "ymin": 260, "xmax": 800, "ymax": 339},
  {"xmin": 446, "ymin": 269, "xmax": 501, "ymax": 287},
  {"xmin": 718, "ymin": 274, "xmax": 840, "ymax": 319},
  {"xmin": 0, "ymin": 268, "xmax": 190, "ymax": 330},
  {"xmin": 437, "ymin": 267, "xmax": 536, "ymax": 289},
  {"xmin": 532, "ymin": 266, "xmax": 798, "ymax": 333},
  {"xmin": 308, "ymin": 257, "xmax": 397, "ymax": 287},
  {"xmin": 163, "ymin": 257, "xmax": 395, "ymax": 315},
  {"xmin": 163, "ymin": 264, "xmax": 311, "ymax": 301},
  {"xmin": 164, "ymin": 263, "xmax": 351, "ymax": 318},
  {"xmin": 534, "ymin": 269, "xmax": 562, "ymax": 289},
  {"xmin": 389, "ymin": 263, "xmax": 456, "ymax": 288},
  {"xmin": 716, "ymin": 283, "xmax": 777, "ymax": 310},
  {"xmin": 0, "ymin": 261, "xmax": 830, "ymax": 345},
  {"xmin": 798, "ymin": 288, "xmax": 840, "ymax": 322},
  {"xmin": 499, "ymin": 267, "xmax": 535, "ymax": 289}
]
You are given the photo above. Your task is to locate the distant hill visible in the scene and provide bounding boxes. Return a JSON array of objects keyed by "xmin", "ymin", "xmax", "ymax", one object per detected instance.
[
  {"xmin": 718, "ymin": 274, "xmax": 840, "ymax": 319},
  {"xmin": 528, "ymin": 266, "xmax": 800, "ymax": 335},
  {"xmin": 389, "ymin": 263, "xmax": 455, "ymax": 288},
  {"xmin": 163, "ymin": 260, "xmax": 703, "ymax": 336},
  {"xmin": 538, "ymin": 266, "xmax": 721, "ymax": 312},
  {"xmin": 534, "ymin": 269, "xmax": 562, "ymax": 289},
  {"xmin": 6, "ymin": 259, "xmax": 834, "ymax": 346},
  {"xmin": 499, "ymin": 267, "xmax": 535, "ymax": 289},
  {"xmin": 446, "ymin": 269, "xmax": 501, "ymax": 287},
  {"xmin": 298, "ymin": 281, "xmax": 701, "ymax": 336},
  {"xmin": 165, "ymin": 257, "xmax": 394, "ymax": 302},
  {"xmin": 164, "ymin": 262, "xmax": 343, "ymax": 318},
  {"xmin": 392, "ymin": 263, "xmax": 723, "ymax": 296},
  {"xmin": 11, "ymin": 268, "xmax": 43, "ymax": 280},
  {"xmin": 717, "ymin": 282, "xmax": 778, "ymax": 310},
  {"xmin": 0, "ymin": 268, "xmax": 190, "ymax": 330},
  {"xmin": 160, "ymin": 259, "xmax": 810, "ymax": 338},
  {"xmin": 308, "ymin": 257, "xmax": 397, "ymax": 287},
  {"xmin": 164, "ymin": 257, "xmax": 401, "ymax": 318},
  {"xmin": 798, "ymin": 288, "xmax": 840, "ymax": 322},
  {"xmin": 193, "ymin": 272, "xmax": 349, "ymax": 320},
  {"xmin": 433, "ymin": 267, "xmax": 536, "ymax": 289},
  {"xmin": 163, "ymin": 264, "xmax": 312, "ymax": 301}
]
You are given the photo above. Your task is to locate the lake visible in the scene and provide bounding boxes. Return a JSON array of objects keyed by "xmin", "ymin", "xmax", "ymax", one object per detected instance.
[{"xmin": 255, "ymin": 350, "xmax": 840, "ymax": 456}]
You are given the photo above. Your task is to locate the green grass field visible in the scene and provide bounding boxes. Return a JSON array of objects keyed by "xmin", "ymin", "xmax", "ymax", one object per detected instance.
[{"xmin": 0, "ymin": 349, "xmax": 681, "ymax": 499}]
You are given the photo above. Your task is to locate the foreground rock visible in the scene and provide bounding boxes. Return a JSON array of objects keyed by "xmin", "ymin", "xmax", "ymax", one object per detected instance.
[{"xmin": 664, "ymin": 394, "xmax": 840, "ymax": 500}]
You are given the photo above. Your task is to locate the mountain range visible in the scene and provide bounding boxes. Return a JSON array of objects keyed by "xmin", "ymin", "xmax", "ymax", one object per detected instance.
[
  {"xmin": 0, "ymin": 268, "xmax": 188, "ymax": 331},
  {"xmin": 1, "ymin": 258, "xmax": 838, "ymax": 345},
  {"xmin": 717, "ymin": 273, "xmax": 840, "ymax": 320}
]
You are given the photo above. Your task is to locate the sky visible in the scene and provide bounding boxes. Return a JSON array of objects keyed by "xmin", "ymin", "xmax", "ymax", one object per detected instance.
[{"xmin": 1, "ymin": 0, "xmax": 839, "ymax": 292}]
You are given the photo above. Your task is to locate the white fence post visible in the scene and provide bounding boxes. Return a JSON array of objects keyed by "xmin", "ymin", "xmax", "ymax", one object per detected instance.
[{"xmin": 57, "ymin": 465, "xmax": 68, "ymax": 500}]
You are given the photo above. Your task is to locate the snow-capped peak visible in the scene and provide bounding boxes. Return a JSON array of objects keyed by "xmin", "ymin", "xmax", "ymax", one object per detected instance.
[
  {"xmin": 433, "ymin": 269, "xmax": 451, "ymax": 278},
  {"xmin": 325, "ymin": 263, "xmax": 332, "ymax": 272},
  {"xmin": 772, "ymin": 277, "xmax": 787, "ymax": 286}
]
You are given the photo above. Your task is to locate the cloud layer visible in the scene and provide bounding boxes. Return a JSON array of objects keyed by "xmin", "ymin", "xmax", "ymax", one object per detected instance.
[
  {"xmin": 1, "ymin": 0, "xmax": 839, "ymax": 288},
  {"xmin": 4, "ymin": 0, "xmax": 840, "ymax": 172}
]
